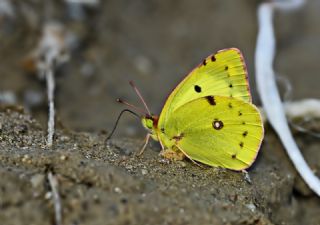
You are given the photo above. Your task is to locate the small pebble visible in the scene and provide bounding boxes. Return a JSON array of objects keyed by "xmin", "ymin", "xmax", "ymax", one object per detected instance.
[
  {"xmin": 141, "ymin": 169, "xmax": 148, "ymax": 175},
  {"xmin": 21, "ymin": 154, "xmax": 30, "ymax": 162},
  {"xmin": 114, "ymin": 187, "xmax": 122, "ymax": 193},
  {"xmin": 60, "ymin": 155, "xmax": 68, "ymax": 161},
  {"xmin": 246, "ymin": 203, "xmax": 256, "ymax": 212},
  {"xmin": 45, "ymin": 191, "xmax": 52, "ymax": 199},
  {"xmin": 126, "ymin": 165, "xmax": 133, "ymax": 170},
  {"xmin": 60, "ymin": 136, "xmax": 70, "ymax": 142},
  {"xmin": 177, "ymin": 161, "xmax": 186, "ymax": 168}
]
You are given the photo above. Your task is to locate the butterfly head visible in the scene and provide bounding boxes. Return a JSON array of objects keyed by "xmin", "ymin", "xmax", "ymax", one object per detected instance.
[{"xmin": 141, "ymin": 115, "xmax": 158, "ymax": 134}]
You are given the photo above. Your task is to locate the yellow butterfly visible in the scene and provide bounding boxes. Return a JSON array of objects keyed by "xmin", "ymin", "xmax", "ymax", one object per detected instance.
[{"xmin": 114, "ymin": 48, "xmax": 264, "ymax": 171}]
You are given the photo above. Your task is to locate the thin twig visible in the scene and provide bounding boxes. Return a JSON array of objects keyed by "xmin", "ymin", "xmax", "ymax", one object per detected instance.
[
  {"xmin": 33, "ymin": 23, "xmax": 70, "ymax": 147},
  {"xmin": 48, "ymin": 172, "xmax": 62, "ymax": 225},
  {"xmin": 46, "ymin": 67, "xmax": 55, "ymax": 147},
  {"xmin": 255, "ymin": 0, "xmax": 320, "ymax": 196}
]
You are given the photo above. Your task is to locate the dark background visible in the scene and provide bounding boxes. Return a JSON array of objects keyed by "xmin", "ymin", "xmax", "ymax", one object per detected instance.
[
  {"xmin": 1, "ymin": 0, "xmax": 319, "ymax": 136},
  {"xmin": 1, "ymin": 1, "xmax": 320, "ymax": 224}
]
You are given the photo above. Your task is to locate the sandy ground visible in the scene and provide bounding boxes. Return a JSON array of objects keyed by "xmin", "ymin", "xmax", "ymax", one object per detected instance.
[
  {"xmin": 0, "ymin": 105, "xmax": 320, "ymax": 225},
  {"xmin": 1, "ymin": 0, "xmax": 320, "ymax": 224}
]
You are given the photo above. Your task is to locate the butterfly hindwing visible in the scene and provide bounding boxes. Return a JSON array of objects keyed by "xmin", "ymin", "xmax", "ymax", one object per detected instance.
[{"xmin": 161, "ymin": 95, "xmax": 263, "ymax": 170}]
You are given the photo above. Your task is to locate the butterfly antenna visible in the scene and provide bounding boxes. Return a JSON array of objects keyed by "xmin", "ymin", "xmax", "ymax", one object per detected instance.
[
  {"xmin": 117, "ymin": 98, "xmax": 147, "ymax": 115},
  {"xmin": 106, "ymin": 109, "xmax": 140, "ymax": 141},
  {"xmin": 129, "ymin": 81, "xmax": 151, "ymax": 115}
]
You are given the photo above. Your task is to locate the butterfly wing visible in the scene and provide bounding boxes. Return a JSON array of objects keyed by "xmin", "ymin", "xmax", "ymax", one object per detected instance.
[
  {"xmin": 160, "ymin": 96, "xmax": 263, "ymax": 170},
  {"xmin": 158, "ymin": 48, "xmax": 251, "ymax": 130}
]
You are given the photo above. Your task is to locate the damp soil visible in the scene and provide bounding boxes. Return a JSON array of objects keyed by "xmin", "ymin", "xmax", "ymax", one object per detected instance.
[
  {"xmin": 1, "ymin": 1, "xmax": 320, "ymax": 225},
  {"xmin": 0, "ymin": 107, "xmax": 320, "ymax": 225}
]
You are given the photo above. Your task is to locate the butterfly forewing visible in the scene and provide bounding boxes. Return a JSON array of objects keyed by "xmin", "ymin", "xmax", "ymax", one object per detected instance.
[
  {"xmin": 162, "ymin": 96, "xmax": 263, "ymax": 170},
  {"xmin": 158, "ymin": 48, "xmax": 251, "ymax": 129}
]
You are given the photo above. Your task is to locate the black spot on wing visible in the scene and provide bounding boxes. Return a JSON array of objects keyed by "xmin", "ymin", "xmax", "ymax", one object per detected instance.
[
  {"xmin": 239, "ymin": 142, "xmax": 244, "ymax": 148},
  {"xmin": 206, "ymin": 96, "xmax": 216, "ymax": 105},
  {"xmin": 225, "ymin": 66, "xmax": 228, "ymax": 71},
  {"xmin": 194, "ymin": 85, "xmax": 202, "ymax": 93},
  {"xmin": 211, "ymin": 55, "xmax": 216, "ymax": 62},
  {"xmin": 212, "ymin": 120, "xmax": 224, "ymax": 130},
  {"xmin": 242, "ymin": 131, "xmax": 248, "ymax": 137},
  {"xmin": 202, "ymin": 59, "xmax": 207, "ymax": 66},
  {"xmin": 172, "ymin": 133, "xmax": 184, "ymax": 141}
]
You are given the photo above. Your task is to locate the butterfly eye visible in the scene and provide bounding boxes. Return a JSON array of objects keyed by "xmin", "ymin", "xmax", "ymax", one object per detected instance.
[
  {"xmin": 142, "ymin": 117, "xmax": 154, "ymax": 130},
  {"xmin": 146, "ymin": 119, "xmax": 153, "ymax": 129}
]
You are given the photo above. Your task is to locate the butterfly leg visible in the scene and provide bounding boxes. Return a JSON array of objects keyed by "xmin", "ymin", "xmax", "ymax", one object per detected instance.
[
  {"xmin": 136, "ymin": 133, "xmax": 151, "ymax": 156},
  {"xmin": 158, "ymin": 138, "xmax": 165, "ymax": 151}
]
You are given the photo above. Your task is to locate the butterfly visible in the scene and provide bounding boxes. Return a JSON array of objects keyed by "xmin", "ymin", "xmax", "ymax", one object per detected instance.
[{"xmin": 113, "ymin": 48, "xmax": 264, "ymax": 171}]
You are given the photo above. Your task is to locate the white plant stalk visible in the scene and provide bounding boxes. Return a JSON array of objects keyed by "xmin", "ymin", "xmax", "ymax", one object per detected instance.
[
  {"xmin": 46, "ymin": 68, "xmax": 55, "ymax": 147},
  {"xmin": 32, "ymin": 23, "xmax": 70, "ymax": 147},
  {"xmin": 48, "ymin": 172, "xmax": 62, "ymax": 225},
  {"xmin": 255, "ymin": 0, "xmax": 320, "ymax": 196}
]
